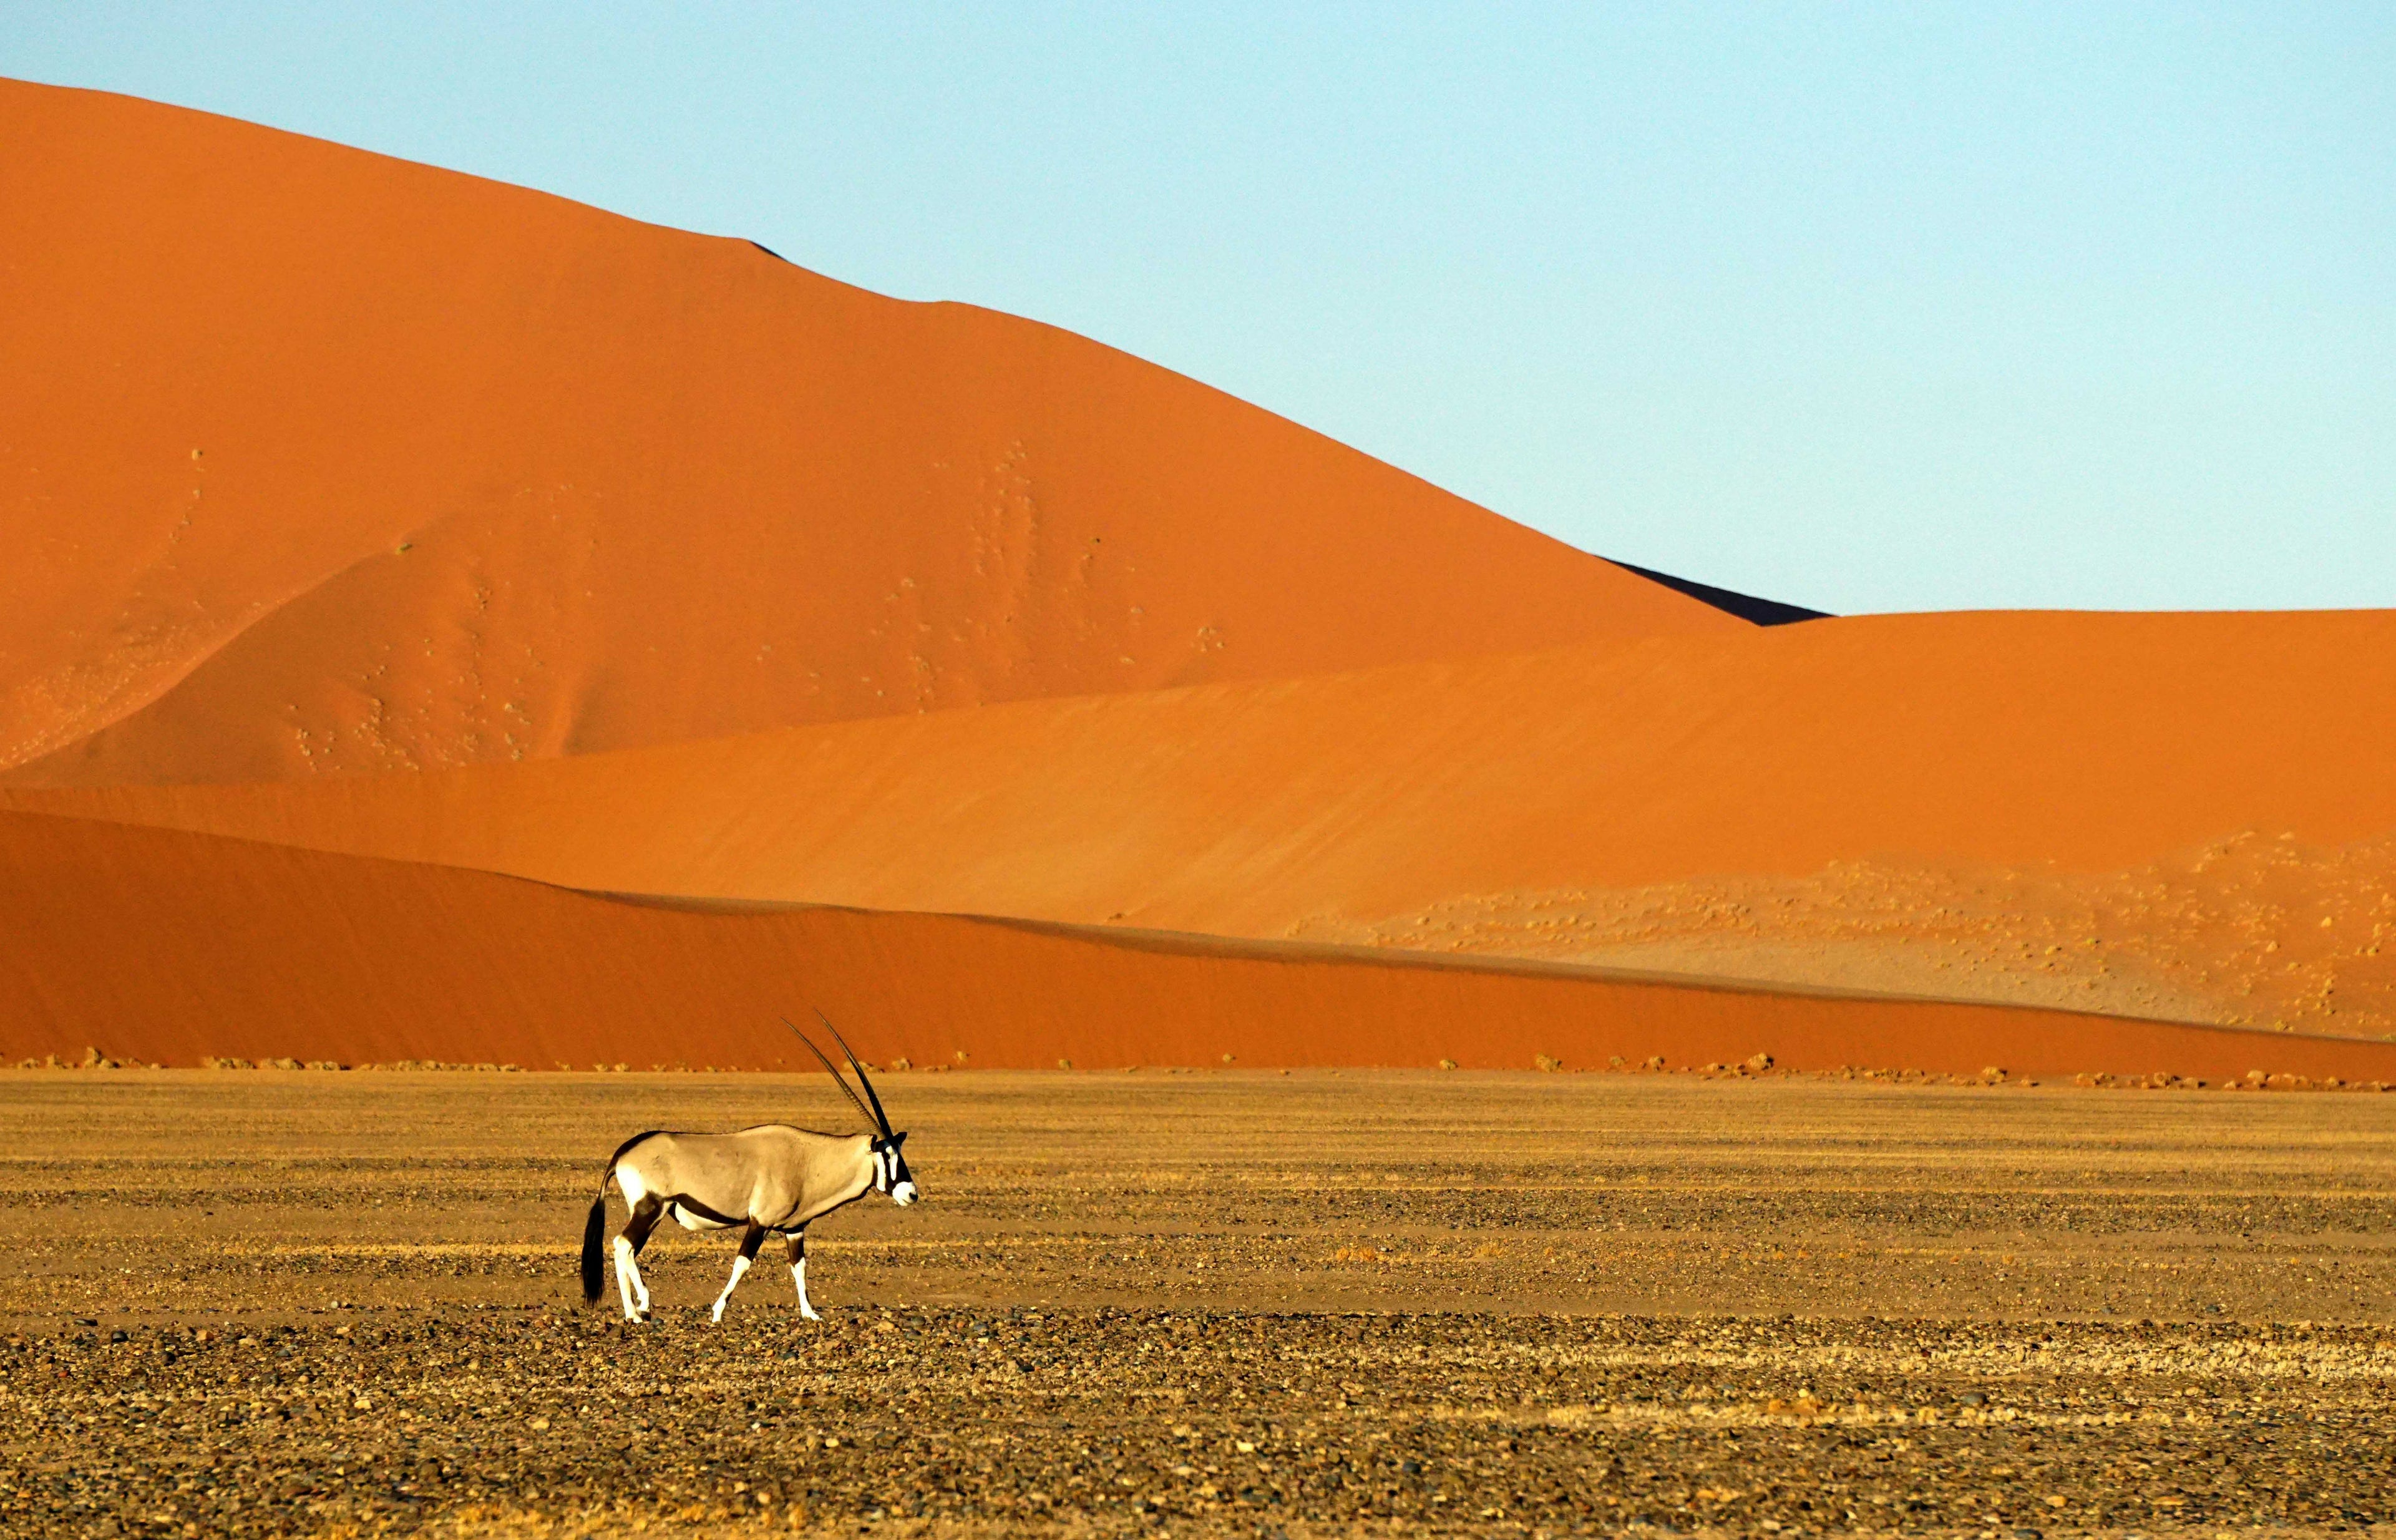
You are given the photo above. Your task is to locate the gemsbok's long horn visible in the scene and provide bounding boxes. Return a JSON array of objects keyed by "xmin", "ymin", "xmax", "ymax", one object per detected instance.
[
  {"xmin": 815, "ymin": 1008, "xmax": 895, "ymax": 1138},
  {"xmin": 782, "ymin": 1016, "xmax": 876, "ymax": 1133}
]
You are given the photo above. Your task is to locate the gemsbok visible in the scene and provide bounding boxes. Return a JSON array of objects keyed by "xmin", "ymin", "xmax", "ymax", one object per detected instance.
[{"xmin": 580, "ymin": 1016, "xmax": 917, "ymax": 1323}]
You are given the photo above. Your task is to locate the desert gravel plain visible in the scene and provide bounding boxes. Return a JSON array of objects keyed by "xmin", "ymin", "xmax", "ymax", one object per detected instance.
[{"xmin": 4, "ymin": 1069, "xmax": 2394, "ymax": 1538}]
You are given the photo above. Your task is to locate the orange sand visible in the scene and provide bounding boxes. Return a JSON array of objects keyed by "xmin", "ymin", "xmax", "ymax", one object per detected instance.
[
  {"xmin": 1, "ymin": 77, "xmax": 1728, "ymax": 787},
  {"xmin": 6, "ymin": 79, "xmax": 2390, "ymax": 1078},
  {"xmin": 16, "ymin": 610, "xmax": 2393, "ymax": 1036},
  {"xmin": 1298, "ymin": 831, "xmax": 2396, "ymax": 1038},
  {"xmin": 7, "ymin": 811, "xmax": 2390, "ymax": 1084}
]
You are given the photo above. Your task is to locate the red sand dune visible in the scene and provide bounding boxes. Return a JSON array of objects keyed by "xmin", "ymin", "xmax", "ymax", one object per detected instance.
[
  {"xmin": 1301, "ymin": 829, "xmax": 2396, "ymax": 1040},
  {"xmin": 1, "ymin": 77, "xmax": 1728, "ymax": 787},
  {"xmin": 7, "ymin": 810, "xmax": 2390, "ymax": 1084},
  {"xmin": 15, "ymin": 609, "xmax": 2392, "ymax": 996},
  {"xmin": 7, "ymin": 79, "xmax": 2391, "ymax": 1076},
  {"xmin": 17, "ymin": 607, "xmax": 2387, "ymax": 904},
  {"xmin": 17, "ymin": 607, "xmax": 2395, "ymax": 1041}
]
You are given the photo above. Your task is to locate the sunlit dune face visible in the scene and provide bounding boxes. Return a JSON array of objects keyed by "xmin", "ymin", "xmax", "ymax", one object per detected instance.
[{"xmin": 0, "ymin": 77, "xmax": 1730, "ymax": 789}]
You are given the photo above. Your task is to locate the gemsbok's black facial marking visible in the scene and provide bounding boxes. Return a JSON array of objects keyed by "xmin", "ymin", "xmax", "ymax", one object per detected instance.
[
  {"xmin": 578, "ymin": 1014, "xmax": 920, "ymax": 1323},
  {"xmin": 869, "ymin": 1131, "xmax": 918, "ymax": 1206}
]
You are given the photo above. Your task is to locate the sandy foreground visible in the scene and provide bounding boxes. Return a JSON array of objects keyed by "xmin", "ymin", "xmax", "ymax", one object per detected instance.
[{"xmin": 4, "ymin": 1070, "xmax": 2393, "ymax": 1538}]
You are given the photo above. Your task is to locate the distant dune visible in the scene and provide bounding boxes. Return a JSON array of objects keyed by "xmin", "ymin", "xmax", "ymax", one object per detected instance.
[{"xmin": 3, "ymin": 77, "xmax": 2390, "ymax": 1074}]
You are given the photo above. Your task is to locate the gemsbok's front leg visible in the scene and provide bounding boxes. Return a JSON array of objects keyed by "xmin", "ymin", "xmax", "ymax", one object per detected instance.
[
  {"xmin": 712, "ymin": 1223, "xmax": 767, "ymax": 1323},
  {"xmin": 614, "ymin": 1196, "xmax": 663, "ymax": 1322},
  {"xmin": 787, "ymin": 1230, "xmax": 821, "ymax": 1322}
]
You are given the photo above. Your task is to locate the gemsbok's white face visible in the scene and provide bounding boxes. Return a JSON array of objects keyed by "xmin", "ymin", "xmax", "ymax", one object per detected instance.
[{"xmin": 874, "ymin": 1132, "xmax": 918, "ymax": 1206}]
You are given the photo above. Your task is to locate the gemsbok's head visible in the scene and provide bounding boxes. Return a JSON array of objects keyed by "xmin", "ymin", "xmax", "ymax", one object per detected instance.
[{"xmin": 789, "ymin": 1013, "xmax": 917, "ymax": 1206}]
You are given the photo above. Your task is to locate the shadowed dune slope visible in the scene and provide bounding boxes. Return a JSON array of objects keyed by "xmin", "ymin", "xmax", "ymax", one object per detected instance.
[
  {"xmin": 4, "ymin": 810, "xmax": 2390, "ymax": 1083},
  {"xmin": 19, "ymin": 608, "xmax": 2392, "ymax": 924},
  {"xmin": 0, "ymin": 79, "xmax": 1730, "ymax": 786}
]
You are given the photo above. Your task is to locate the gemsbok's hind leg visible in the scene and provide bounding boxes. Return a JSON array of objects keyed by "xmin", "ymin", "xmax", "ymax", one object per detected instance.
[
  {"xmin": 613, "ymin": 1196, "xmax": 664, "ymax": 1322},
  {"xmin": 711, "ymin": 1223, "xmax": 767, "ymax": 1323},
  {"xmin": 787, "ymin": 1230, "xmax": 821, "ymax": 1322}
]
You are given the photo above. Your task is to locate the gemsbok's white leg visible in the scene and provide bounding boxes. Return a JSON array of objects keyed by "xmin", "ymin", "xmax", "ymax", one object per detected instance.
[
  {"xmin": 614, "ymin": 1235, "xmax": 643, "ymax": 1320},
  {"xmin": 787, "ymin": 1231, "xmax": 821, "ymax": 1321},
  {"xmin": 615, "ymin": 1235, "xmax": 656, "ymax": 1320},
  {"xmin": 614, "ymin": 1187, "xmax": 663, "ymax": 1322},
  {"xmin": 711, "ymin": 1256, "xmax": 751, "ymax": 1322},
  {"xmin": 711, "ymin": 1224, "xmax": 769, "ymax": 1323}
]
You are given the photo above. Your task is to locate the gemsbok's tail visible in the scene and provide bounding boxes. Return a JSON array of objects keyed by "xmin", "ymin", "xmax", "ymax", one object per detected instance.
[{"xmin": 580, "ymin": 1180, "xmax": 610, "ymax": 1306}]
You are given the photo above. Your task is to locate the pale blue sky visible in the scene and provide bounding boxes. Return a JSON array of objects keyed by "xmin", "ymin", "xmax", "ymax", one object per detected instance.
[{"xmin": 11, "ymin": 4, "xmax": 2392, "ymax": 613}]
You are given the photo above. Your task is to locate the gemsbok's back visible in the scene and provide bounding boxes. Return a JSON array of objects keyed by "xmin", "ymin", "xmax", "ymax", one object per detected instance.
[{"xmin": 580, "ymin": 1016, "xmax": 917, "ymax": 1323}]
